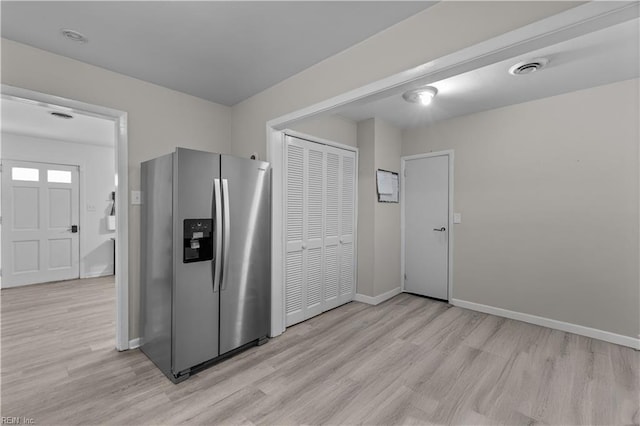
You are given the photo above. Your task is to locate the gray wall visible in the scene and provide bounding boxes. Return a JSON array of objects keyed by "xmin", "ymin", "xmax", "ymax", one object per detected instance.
[
  {"xmin": 373, "ymin": 119, "xmax": 402, "ymax": 297},
  {"xmin": 1, "ymin": 39, "xmax": 232, "ymax": 339},
  {"xmin": 357, "ymin": 120, "xmax": 376, "ymax": 297},
  {"xmin": 288, "ymin": 114, "xmax": 358, "ymax": 148},
  {"xmin": 357, "ymin": 118, "xmax": 402, "ymax": 298},
  {"xmin": 402, "ymin": 78, "xmax": 640, "ymax": 339}
]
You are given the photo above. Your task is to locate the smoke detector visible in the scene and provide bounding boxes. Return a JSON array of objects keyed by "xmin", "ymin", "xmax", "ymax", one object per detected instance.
[
  {"xmin": 402, "ymin": 86, "xmax": 438, "ymax": 106},
  {"xmin": 509, "ymin": 58, "xmax": 549, "ymax": 75},
  {"xmin": 61, "ymin": 29, "xmax": 88, "ymax": 43}
]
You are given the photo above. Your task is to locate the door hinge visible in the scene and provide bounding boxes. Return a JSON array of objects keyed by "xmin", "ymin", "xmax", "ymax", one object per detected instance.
[
  {"xmin": 404, "ymin": 168, "xmax": 407, "ymax": 177},
  {"xmin": 404, "ymin": 273, "xmax": 407, "ymax": 280}
]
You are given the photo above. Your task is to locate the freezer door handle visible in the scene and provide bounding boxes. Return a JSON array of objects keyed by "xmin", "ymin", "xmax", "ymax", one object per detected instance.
[
  {"xmin": 213, "ymin": 179, "xmax": 223, "ymax": 292},
  {"xmin": 221, "ymin": 179, "xmax": 231, "ymax": 291}
]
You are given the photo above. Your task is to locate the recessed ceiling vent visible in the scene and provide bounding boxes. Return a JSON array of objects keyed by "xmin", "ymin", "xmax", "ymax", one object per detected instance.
[
  {"xmin": 509, "ymin": 58, "xmax": 549, "ymax": 75},
  {"xmin": 50, "ymin": 111, "xmax": 74, "ymax": 119}
]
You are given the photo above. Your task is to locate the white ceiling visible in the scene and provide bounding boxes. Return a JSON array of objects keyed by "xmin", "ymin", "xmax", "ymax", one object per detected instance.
[
  {"xmin": 1, "ymin": 97, "xmax": 116, "ymax": 146},
  {"xmin": 337, "ymin": 18, "xmax": 640, "ymax": 129},
  {"xmin": 1, "ymin": 1, "xmax": 434, "ymax": 106}
]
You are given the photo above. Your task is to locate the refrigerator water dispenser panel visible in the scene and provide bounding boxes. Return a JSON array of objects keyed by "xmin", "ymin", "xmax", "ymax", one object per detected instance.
[{"xmin": 183, "ymin": 219, "xmax": 214, "ymax": 263}]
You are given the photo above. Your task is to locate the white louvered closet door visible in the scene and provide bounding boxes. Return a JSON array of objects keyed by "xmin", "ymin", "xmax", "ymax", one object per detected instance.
[
  {"xmin": 285, "ymin": 136, "xmax": 325, "ymax": 326},
  {"xmin": 305, "ymin": 145, "xmax": 325, "ymax": 320},
  {"xmin": 338, "ymin": 149, "xmax": 356, "ymax": 304},
  {"xmin": 285, "ymin": 139, "xmax": 305, "ymax": 326},
  {"xmin": 285, "ymin": 135, "xmax": 356, "ymax": 327},
  {"xmin": 323, "ymin": 148, "xmax": 341, "ymax": 311}
]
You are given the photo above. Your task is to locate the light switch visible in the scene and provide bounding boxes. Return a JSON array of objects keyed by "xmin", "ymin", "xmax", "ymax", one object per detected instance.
[
  {"xmin": 131, "ymin": 190, "xmax": 142, "ymax": 205},
  {"xmin": 453, "ymin": 213, "xmax": 462, "ymax": 224}
]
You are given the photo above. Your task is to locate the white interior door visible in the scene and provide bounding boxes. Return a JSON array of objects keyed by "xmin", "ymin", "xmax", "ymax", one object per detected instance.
[
  {"xmin": 403, "ymin": 154, "xmax": 449, "ymax": 300},
  {"xmin": 337, "ymin": 149, "xmax": 356, "ymax": 305},
  {"xmin": 323, "ymin": 148, "xmax": 341, "ymax": 311},
  {"xmin": 284, "ymin": 137, "xmax": 325, "ymax": 325},
  {"xmin": 323, "ymin": 146, "xmax": 357, "ymax": 309},
  {"xmin": 284, "ymin": 135, "xmax": 357, "ymax": 327},
  {"xmin": 303, "ymin": 142, "xmax": 325, "ymax": 321},
  {"xmin": 1, "ymin": 160, "xmax": 80, "ymax": 288},
  {"xmin": 284, "ymin": 140, "xmax": 306, "ymax": 325}
]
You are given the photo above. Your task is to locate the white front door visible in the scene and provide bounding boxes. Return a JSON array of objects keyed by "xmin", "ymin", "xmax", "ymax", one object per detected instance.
[
  {"xmin": 1, "ymin": 160, "xmax": 80, "ymax": 287},
  {"xmin": 403, "ymin": 154, "xmax": 450, "ymax": 300}
]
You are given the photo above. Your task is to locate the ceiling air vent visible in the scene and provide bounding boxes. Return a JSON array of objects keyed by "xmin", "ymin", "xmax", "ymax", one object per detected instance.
[
  {"xmin": 509, "ymin": 58, "xmax": 549, "ymax": 75},
  {"xmin": 50, "ymin": 111, "xmax": 74, "ymax": 119}
]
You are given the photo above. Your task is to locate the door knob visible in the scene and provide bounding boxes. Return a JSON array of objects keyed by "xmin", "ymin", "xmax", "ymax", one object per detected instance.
[
  {"xmin": 433, "ymin": 227, "xmax": 446, "ymax": 232},
  {"xmin": 301, "ymin": 243, "xmax": 307, "ymax": 250}
]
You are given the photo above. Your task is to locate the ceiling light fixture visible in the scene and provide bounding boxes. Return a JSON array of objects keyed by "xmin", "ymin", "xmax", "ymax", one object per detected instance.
[
  {"xmin": 50, "ymin": 111, "xmax": 74, "ymax": 119},
  {"xmin": 508, "ymin": 58, "xmax": 549, "ymax": 75},
  {"xmin": 402, "ymin": 86, "xmax": 438, "ymax": 106},
  {"xmin": 61, "ymin": 29, "xmax": 88, "ymax": 43}
]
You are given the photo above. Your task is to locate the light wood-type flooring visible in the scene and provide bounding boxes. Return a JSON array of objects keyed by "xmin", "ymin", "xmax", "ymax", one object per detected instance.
[{"xmin": 1, "ymin": 277, "xmax": 639, "ymax": 425}]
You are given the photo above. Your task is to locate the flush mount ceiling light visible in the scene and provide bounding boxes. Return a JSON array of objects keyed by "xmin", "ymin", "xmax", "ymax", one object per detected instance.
[
  {"xmin": 61, "ymin": 29, "xmax": 88, "ymax": 43},
  {"xmin": 402, "ymin": 86, "xmax": 438, "ymax": 106},
  {"xmin": 50, "ymin": 111, "xmax": 74, "ymax": 119},
  {"xmin": 508, "ymin": 58, "xmax": 549, "ymax": 75}
]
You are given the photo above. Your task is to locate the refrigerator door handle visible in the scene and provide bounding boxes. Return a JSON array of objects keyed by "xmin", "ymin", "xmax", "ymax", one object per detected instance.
[
  {"xmin": 213, "ymin": 179, "xmax": 223, "ymax": 292},
  {"xmin": 221, "ymin": 179, "xmax": 231, "ymax": 290}
]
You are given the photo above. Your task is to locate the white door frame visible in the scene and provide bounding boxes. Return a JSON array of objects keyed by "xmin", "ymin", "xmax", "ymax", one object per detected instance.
[
  {"xmin": 263, "ymin": 2, "xmax": 636, "ymax": 338},
  {"xmin": 1, "ymin": 85, "xmax": 130, "ymax": 351},
  {"xmin": 400, "ymin": 151, "xmax": 454, "ymax": 301}
]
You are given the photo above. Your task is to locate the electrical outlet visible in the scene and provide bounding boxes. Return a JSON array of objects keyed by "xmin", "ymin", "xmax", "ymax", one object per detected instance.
[
  {"xmin": 87, "ymin": 204, "xmax": 96, "ymax": 212},
  {"xmin": 453, "ymin": 213, "xmax": 462, "ymax": 224}
]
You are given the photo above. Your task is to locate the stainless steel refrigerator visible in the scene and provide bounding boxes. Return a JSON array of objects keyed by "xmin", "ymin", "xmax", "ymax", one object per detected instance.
[{"xmin": 140, "ymin": 148, "xmax": 271, "ymax": 383}]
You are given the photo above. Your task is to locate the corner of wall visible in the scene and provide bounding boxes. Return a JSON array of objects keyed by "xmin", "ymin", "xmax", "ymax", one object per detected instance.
[{"xmin": 355, "ymin": 118, "xmax": 402, "ymax": 298}]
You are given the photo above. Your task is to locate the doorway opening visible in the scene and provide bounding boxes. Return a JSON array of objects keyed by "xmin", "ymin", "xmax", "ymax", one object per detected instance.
[{"xmin": 0, "ymin": 85, "xmax": 129, "ymax": 350}]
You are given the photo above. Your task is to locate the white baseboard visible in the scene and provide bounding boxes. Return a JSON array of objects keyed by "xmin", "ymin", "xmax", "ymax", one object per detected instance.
[
  {"xmin": 354, "ymin": 287, "xmax": 401, "ymax": 306},
  {"xmin": 0, "ymin": 273, "xmax": 113, "ymax": 288},
  {"xmin": 128, "ymin": 338, "xmax": 141, "ymax": 349},
  {"xmin": 450, "ymin": 298, "xmax": 640, "ymax": 350}
]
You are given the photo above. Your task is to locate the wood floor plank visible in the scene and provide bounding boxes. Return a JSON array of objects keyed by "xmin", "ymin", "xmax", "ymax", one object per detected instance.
[{"xmin": 2, "ymin": 277, "xmax": 638, "ymax": 425}]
